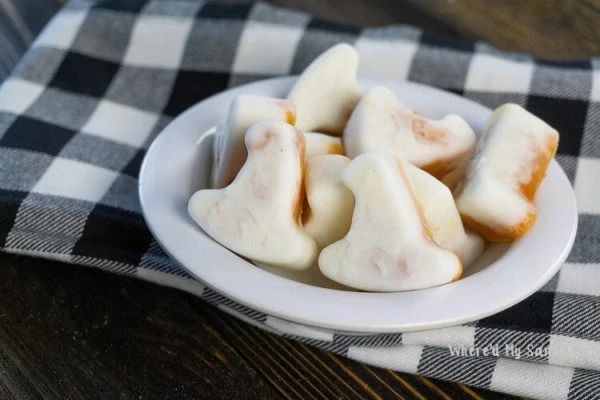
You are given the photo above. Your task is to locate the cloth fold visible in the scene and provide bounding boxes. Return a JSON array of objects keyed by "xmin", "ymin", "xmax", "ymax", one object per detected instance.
[{"xmin": 0, "ymin": 1, "xmax": 599, "ymax": 398}]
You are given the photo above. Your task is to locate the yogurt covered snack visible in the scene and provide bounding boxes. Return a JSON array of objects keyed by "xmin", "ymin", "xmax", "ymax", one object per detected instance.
[
  {"xmin": 455, "ymin": 104, "xmax": 559, "ymax": 242},
  {"xmin": 304, "ymin": 132, "xmax": 343, "ymax": 158},
  {"xmin": 303, "ymin": 154, "xmax": 354, "ymax": 250},
  {"xmin": 211, "ymin": 95, "xmax": 296, "ymax": 188},
  {"xmin": 288, "ymin": 43, "xmax": 362, "ymax": 135},
  {"xmin": 318, "ymin": 153, "xmax": 463, "ymax": 292},
  {"xmin": 343, "ymin": 86, "xmax": 476, "ymax": 180},
  {"xmin": 190, "ymin": 121, "xmax": 317, "ymax": 270},
  {"xmin": 407, "ymin": 164, "xmax": 485, "ymax": 269},
  {"xmin": 188, "ymin": 44, "xmax": 559, "ymax": 292}
]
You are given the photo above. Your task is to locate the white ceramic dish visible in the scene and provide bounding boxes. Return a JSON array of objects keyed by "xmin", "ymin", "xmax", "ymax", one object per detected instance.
[{"xmin": 139, "ymin": 77, "xmax": 578, "ymax": 333}]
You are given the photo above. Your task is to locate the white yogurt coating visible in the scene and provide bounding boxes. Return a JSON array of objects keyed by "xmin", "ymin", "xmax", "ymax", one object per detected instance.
[
  {"xmin": 303, "ymin": 154, "xmax": 354, "ymax": 250},
  {"xmin": 455, "ymin": 103, "xmax": 559, "ymax": 231},
  {"xmin": 211, "ymin": 94, "xmax": 295, "ymax": 188},
  {"xmin": 190, "ymin": 121, "xmax": 317, "ymax": 270},
  {"xmin": 319, "ymin": 152, "xmax": 462, "ymax": 292},
  {"xmin": 288, "ymin": 43, "xmax": 362, "ymax": 135},
  {"xmin": 440, "ymin": 157, "xmax": 470, "ymax": 191},
  {"xmin": 304, "ymin": 132, "xmax": 343, "ymax": 158},
  {"xmin": 343, "ymin": 86, "xmax": 476, "ymax": 178},
  {"xmin": 407, "ymin": 164, "xmax": 485, "ymax": 269}
]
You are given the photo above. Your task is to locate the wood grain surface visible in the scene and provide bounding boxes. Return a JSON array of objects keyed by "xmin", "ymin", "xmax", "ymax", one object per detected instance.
[
  {"xmin": 2, "ymin": 0, "xmax": 596, "ymax": 399},
  {"xmin": 0, "ymin": 254, "xmax": 516, "ymax": 399},
  {"xmin": 254, "ymin": 0, "xmax": 600, "ymax": 59},
  {"xmin": 404, "ymin": 0, "xmax": 600, "ymax": 59}
]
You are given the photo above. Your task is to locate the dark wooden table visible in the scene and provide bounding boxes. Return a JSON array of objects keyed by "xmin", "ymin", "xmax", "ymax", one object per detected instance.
[{"xmin": 2, "ymin": 1, "xmax": 597, "ymax": 399}]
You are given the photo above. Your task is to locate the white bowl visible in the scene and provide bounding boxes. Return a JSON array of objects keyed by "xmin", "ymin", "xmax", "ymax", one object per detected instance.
[{"xmin": 139, "ymin": 77, "xmax": 578, "ymax": 333}]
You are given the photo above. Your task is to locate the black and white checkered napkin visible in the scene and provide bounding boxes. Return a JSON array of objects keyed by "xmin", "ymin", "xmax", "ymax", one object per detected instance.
[{"xmin": 0, "ymin": 1, "xmax": 599, "ymax": 398}]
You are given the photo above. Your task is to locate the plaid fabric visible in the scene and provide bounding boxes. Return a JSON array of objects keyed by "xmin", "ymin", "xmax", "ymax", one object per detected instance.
[
  {"xmin": 0, "ymin": 0, "xmax": 61, "ymax": 80},
  {"xmin": 0, "ymin": 1, "xmax": 599, "ymax": 398}
]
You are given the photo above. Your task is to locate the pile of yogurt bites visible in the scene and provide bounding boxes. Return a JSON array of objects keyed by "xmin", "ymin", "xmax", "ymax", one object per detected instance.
[{"xmin": 188, "ymin": 44, "xmax": 559, "ymax": 292}]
